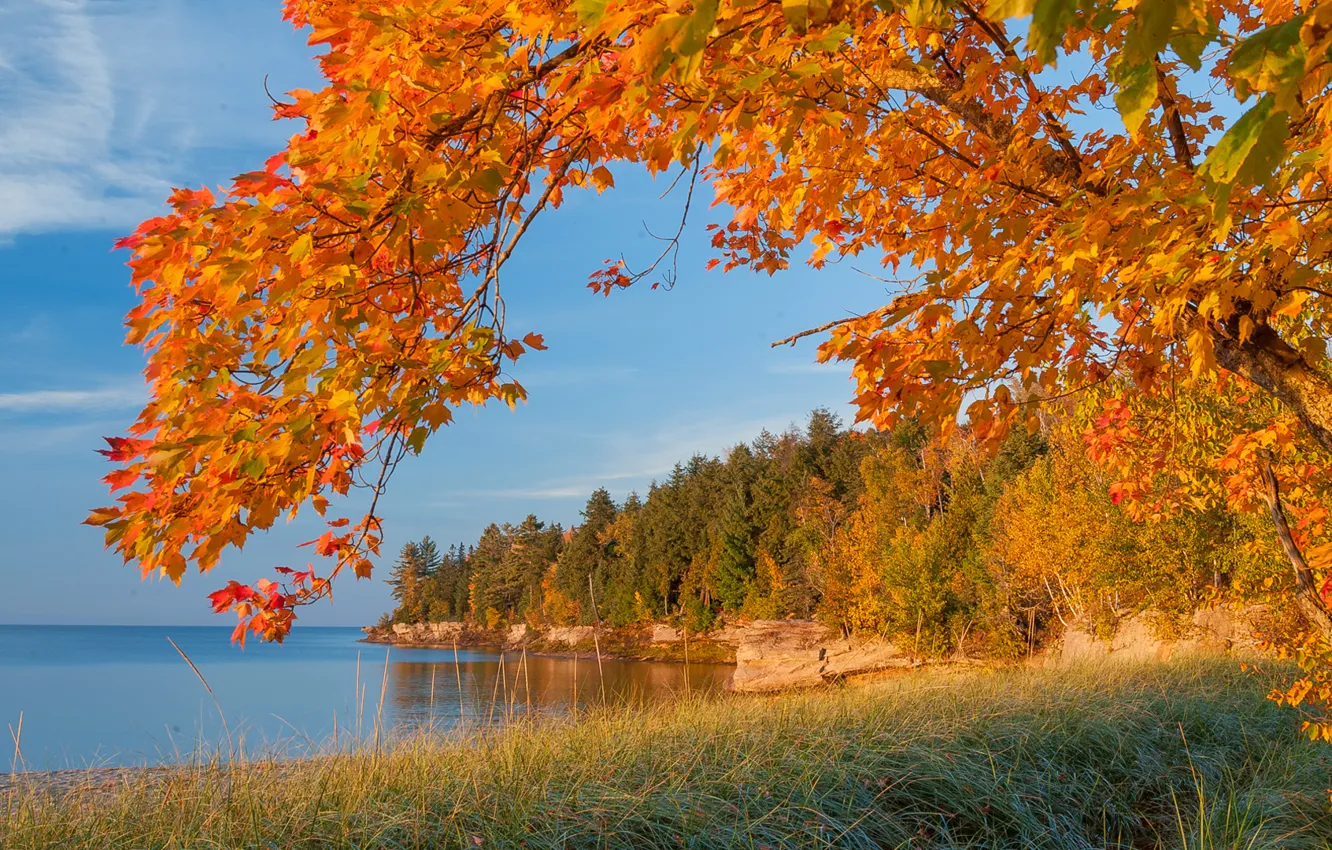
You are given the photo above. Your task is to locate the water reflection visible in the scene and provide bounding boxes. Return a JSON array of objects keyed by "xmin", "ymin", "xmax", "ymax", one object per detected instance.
[
  {"xmin": 0, "ymin": 628, "xmax": 733, "ymax": 768},
  {"xmin": 384, "ymin": 647, "xmax": 733, "ymax": 730}
]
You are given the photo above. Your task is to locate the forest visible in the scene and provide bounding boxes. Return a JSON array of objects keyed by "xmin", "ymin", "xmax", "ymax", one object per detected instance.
[{"xmin": 382, "ymin": 399, "xmax": 1287, "ymax": 658}]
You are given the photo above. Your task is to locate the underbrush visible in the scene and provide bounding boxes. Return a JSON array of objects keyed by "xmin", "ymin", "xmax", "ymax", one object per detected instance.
[{"xmin": 3, "ymin": 660, "xmax": 1330, "ymax": 849}]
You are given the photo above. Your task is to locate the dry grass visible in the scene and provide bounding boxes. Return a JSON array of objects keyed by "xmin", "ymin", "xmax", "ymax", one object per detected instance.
[{"xmin": 3, "ymin": 659, "xmax": 1330, "ymax": 849}]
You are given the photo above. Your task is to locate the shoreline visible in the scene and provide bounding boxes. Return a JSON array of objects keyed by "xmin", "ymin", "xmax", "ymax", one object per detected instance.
[
  {"xmin": 359, "ymin": 622, "xmax": 740, "ymax": 665},
  {"xmin": 357, "ymin": 637, "xmax": 737, "ymax": 665}
]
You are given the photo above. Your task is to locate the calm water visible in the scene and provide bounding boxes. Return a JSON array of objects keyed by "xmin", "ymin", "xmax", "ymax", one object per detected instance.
[{"xmin": 0, "ymin": 626, "xmax": 733, "ymax": 770}]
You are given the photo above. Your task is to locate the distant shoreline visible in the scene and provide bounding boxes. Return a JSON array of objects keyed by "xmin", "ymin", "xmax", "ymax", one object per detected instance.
[
  {"xmin": 357, "ymin": 635, "xmax": 737, "ymax": 665},
  {"xmin": 359, "ymin": 622, "xmax": 739, "ymax": 665}
]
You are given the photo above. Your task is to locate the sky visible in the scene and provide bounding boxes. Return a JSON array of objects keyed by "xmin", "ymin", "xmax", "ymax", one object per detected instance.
[{"xmin": 0, "ymin": 0, "xmax": 889, "ymax": 627}]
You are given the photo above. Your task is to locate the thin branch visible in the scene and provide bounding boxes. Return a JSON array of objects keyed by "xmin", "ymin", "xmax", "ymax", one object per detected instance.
[
  {"xmin": 1156, "ymin": 62, "xmax": 1195, "ymax": 169},
  {"xmin": 1259, "ymin": 456, "xmax": 1332, "ymax": 639}
]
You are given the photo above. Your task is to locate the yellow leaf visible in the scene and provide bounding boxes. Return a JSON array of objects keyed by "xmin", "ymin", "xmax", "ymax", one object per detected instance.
[{"xmin": 590, "ymin": 165, "xmax": 615, "ymax": 192}]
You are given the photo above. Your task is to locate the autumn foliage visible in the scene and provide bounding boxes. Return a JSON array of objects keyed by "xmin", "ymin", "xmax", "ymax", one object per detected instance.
[{"xmin": 88, "ymin": 0, "xmax": 1332, "ymax": 729}]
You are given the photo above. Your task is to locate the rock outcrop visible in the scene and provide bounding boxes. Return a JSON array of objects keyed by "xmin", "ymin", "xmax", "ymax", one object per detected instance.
[
  {"xmin": 390, "ymin": 621, "xmax": 466, "ymax": 643},
  {"xmin": 506, "ymin": 623, "xmax": 530, "ymax": 647},
  {"xmin": 728, "ymin": 620, "xmax": 916, "ymax": 693},
  {"xmin": 649, "ymin": 624, "xmax": 682, "ymax": 643},
  {"xmin": 540, "ymin": 625, "xmax": 595, "ymax": 647},
  {"xmin": 1056, "ymin": 606, "xmax": 1270, "ymax": 665}
]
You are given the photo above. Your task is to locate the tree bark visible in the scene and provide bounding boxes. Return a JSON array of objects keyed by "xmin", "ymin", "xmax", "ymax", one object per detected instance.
[
  {"xmin": 1258, "ymin": 457, "xmax": 1332, "ymax": 640},
  {"xmin": 1212, "ymin": 323, "xmax": 1332, "ymax": 455}
]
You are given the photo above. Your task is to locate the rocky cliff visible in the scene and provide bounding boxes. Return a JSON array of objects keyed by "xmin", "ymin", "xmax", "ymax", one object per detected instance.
[
  {"xmin": 728, "ymin": 620, "xmax": 919, "ymax": 693},
  {"xmin": 1055, "ymin": 605, "xmax": 1271, "ymax": 665}
]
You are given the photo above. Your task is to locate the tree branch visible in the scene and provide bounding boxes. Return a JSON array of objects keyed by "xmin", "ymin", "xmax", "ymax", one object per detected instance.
[{"xmin": 1258, "ymin": 456, "xmax": 1332, "ymax": 639}]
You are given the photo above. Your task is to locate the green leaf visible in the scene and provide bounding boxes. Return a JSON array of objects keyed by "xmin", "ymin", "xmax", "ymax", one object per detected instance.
[
  {"xmin": 782, "ymin": 0, "xmax": 809, "ymax": 33},
  {"xmin": 422, "ymin": 162, "xmax": 453, "ymax": 183},
  {"xmin": 1028, "ymin": 0, "xmax": 1078, "ymax": 65},
  {"xmin": 1199, "ymin": 95, "xmax": 1289, "ymax": 188},
  {"xmin": 1132, "ymin": 0, "xmax": 1179, "ymax": 61},
  {"xmin": 572, "ymin": 0, "xmax": 608, "ymax": 26},
  {"xmin": 676, "ymin": 0, "xmax": 719, "ymax": 56},
  {"xmin": 367, "ymin": 90, "xmax": 390, "ymax": 113},
  {"xmin": 922, "ymin": 359, "xmax": 953, "ymax": 379},
  {"xmin": 467, "ymin": 167, "xmax": 506, "ymax": 195},
  {"xmin": 903, "ymin": 0, "xmax": 949, "ymax": 28},
  {"xmin": 1111, "ymin": 59, "xmax": 1157, "ymax": 136},
  {"xmin": 288, "ymin": 232, "xmax": 314, "ymax": 262},
  {"xmin": 640, "ymin": 15, "xmax": 686, "ymax": 78},
  {"xmin": 983, "ymin": 0, "xmax": 1034, "ymax": 20},
  {"xmin": 345, "ymin": 200, "xmax": 374, "ymax": 218},
  {"xmin": 242, "ymin": 457, "xmax": 268, "ymax": 479},
  {"xmin": 1172, "ymin": 31, "xmax": 1207, "ymax": 71},
  {"xmin": 1229, "ymin": 14, "xmax": 1307, "ymax": 111},
  {"xmin": 807, "ymin": 21, "xmax": 853, "ymax": 52}
]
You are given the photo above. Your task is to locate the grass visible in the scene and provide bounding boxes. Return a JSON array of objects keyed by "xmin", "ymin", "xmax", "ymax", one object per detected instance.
[{"xmin": 3, "ymin": 660, "xmax": 1331, "ymax": 849}]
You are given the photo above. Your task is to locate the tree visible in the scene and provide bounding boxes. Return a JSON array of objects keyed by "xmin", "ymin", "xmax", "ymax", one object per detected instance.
[
  {"xmin": 711, "ymin": 444, "xmax": 758, "ymax": 610},
  {"xmin": 387, "ymin": 540, "xmax": 428, "ymax": 624},
  {"xmin": 555, "ymin": 489, "xmax": 620, "ymax": 622},
  {"xmin": 91, "ymin": 0, "xmax": 1332, "ymax": 721},
  {"xmin": 467, "ymin": 523, "xmax": 514, "ymax": 622},
  {"xmin": 507, "ymin": 514, "xmax": 565, "ymax": 620},
  {"xmin": 600, "ymin": 491, "xmax": 652, "ymax": 625}
]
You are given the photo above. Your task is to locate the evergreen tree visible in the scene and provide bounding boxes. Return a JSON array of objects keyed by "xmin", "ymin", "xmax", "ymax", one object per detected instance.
[
  {"xmin": 712, "ymin": 445, "xmax": 758, "ymax": 611},
  {"xmin": 555, "ymin": 488, "xmax": 618, "ymax": 623},
  {"xmin": 387, "ymin": 540, "xmax": 428, "ymax": 624}
]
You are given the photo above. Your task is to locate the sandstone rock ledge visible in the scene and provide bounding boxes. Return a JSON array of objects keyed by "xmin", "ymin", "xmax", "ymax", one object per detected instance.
[
  {"xmin": 728, "ymin": 620, "xmax": 917, "ymax": 693},
  {"xmin": 1056, "ymin": 605, "xmax": 1271, "ymax": 665},
  {"xmin": 361, "ymin": 620, "xmax": 738, "ymax": 663}
]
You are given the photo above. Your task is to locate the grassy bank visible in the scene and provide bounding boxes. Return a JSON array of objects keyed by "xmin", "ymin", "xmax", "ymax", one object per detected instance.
[{"xmin": 3, "ymin": 661, "xmax": 1330, "ymax": 849}]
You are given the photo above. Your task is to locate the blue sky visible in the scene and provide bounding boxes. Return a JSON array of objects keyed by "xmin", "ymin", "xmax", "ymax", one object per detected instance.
[{"xmin": 0, "ymin": 0, "xmax": 887, "ymax": 627}]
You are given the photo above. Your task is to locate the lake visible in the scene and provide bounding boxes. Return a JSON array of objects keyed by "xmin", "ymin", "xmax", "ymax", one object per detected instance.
[{"xmin": 0, "ymin": 625, "xmax": 734, "ymax": 770}]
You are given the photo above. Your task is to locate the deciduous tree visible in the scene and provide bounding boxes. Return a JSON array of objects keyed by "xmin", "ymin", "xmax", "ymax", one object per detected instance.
[{"xmin": 91, "ymin": 0, "xmax": 1332, "ymax": 732}]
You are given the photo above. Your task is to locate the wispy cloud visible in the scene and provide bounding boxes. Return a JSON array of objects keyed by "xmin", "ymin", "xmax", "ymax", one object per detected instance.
[
  {"xmin": 453, "ymin": 468, "xmax": 666, "ymax": 501},
  {"xmin": 4, "ymin": 315, "xmax": 54, "ymax": 345},
  {"xmin": 0, "ymin": 0, "xmax": 317, "ymax": 236},
  {"xmin": 0, "ymin": 420, "xmax": 116, "ymax": 454},
  {"xmin": 0, "ymin": 384, "xmax": 144, "ymax": 413},
  {"xmin": 447, "ymin": 411, "xmax": 808, "ymax": 503},
  {"xmin": 0, "ymin": 0, "xmax": 164, "ymax": 233}
]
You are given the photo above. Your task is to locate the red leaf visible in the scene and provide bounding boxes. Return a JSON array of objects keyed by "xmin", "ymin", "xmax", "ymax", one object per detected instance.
[
  {"xmin": 104, "ymin": 468, "xmax": 139, "ymax": 492},
  {"xmin": 112, "ymin": 233, "xmax": 144, "ymax": 251},
  {"xmin": 97, "ymin": 436, "xmax": 148, "ymax": 462}
]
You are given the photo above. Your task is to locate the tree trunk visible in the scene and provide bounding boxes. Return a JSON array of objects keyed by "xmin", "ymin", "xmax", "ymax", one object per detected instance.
[
  {"xmin": 1212, "ymin": 323, "xmax": 1332, "ymax": 454},
  {"xmin": 1258, "ymin": 458, "xmax": 1332, "ymax": 640}
]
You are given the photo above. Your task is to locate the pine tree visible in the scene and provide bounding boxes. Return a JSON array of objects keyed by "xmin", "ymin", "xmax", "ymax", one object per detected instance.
[
  {"xmin": 555, "ymin": 488, "xmax": 618, "ymax": 622},
  {"xmin": 387, "ymin": 540, "xmax": 427, "ymax": 624}
]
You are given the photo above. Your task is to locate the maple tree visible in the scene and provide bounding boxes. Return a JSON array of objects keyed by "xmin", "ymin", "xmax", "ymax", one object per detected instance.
[{"xmin": 91, "ymin": 0, "xmax": 1332, "ymax": 720}]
